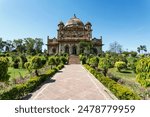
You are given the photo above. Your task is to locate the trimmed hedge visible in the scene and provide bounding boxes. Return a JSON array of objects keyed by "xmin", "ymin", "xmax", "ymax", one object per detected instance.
[
  {"xmin": 0, "ymin": 64, "xmax": 64, "ymax": 100},
  {"xmin": 84, "ymin": 64, "xmax": 141, "ymax": 100}
]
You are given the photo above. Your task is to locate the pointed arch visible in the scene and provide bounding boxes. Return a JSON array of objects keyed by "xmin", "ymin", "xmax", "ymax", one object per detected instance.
[
  {"xmin": 72, "ymin": 45, "xmax": 77, "ymax": 55},
  {"xmin": 64, "ymin": 45, "xmax": 69, "ymax": 54}
]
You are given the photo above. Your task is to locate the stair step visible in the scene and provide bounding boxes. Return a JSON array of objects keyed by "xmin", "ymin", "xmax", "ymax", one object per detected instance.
[{"xmin": 69, "ymin": 55, "xmax": 80, "ymax": 64}]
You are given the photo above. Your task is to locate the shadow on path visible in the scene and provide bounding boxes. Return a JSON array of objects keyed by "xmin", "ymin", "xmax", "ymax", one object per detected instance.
[{"xmin": 22, "ymin": 78, "xmax": 56, "ymax": 100}]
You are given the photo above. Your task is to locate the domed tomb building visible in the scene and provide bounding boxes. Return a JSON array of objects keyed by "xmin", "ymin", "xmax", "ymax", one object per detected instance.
[{"xmin": 47, "ymin": 15, "xmax": 103, "ymax": 55}]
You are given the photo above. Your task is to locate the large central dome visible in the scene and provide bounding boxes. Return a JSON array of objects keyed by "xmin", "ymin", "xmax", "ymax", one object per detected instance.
[{"xmin": 65, "ymin": 14, "xmax": 84, "ymax": 28}]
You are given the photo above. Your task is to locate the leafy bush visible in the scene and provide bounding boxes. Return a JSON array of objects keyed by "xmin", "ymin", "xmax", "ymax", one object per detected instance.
[
  {"xmin": 54, "ymin": 56, "xmax": 61, "ymax": 66},
  {"xmin": 84, "ymin": 64, "xmax": 140, "ymax": 100},
  {"xmin": 60, "ymin": 56, "xmax": 68, "ymax": 64},
  {"xmin": 88, "ymin": 56, "xmax": 99, "ymax": 68},
  {"xmin": 30, "ymin": 56, "xmax": 43, "ymax": 76},
  {"xmin": 127, "ymin": 57, "xmax": 138, "ymax": 72},
  {"xmin": 98, "ymin": 58, "xmax": 111, "ymax": 76},
  {"xmin": 115, "ymin": 61, "xmax": 127, "ymax": 72},
  {"xmin": 24, "ymin": 62, "xmax": 31, "ymax": 72},
  {"xmin": 13, "ymin": 57, "xmax": 20, "ymax": 69},
  {"xmin": 0, "ymin": 57, "xmax": 10, "ymax": 82},
  {"xmin": 0, "ymin": 64, "xmax": 63, "ymax": 100},
  {"xmin": 136, "ymin": 57, "xmax": 150, "ymax": 87},
  {"xmin": 57, "ymin": 64, "xmax": 64, "ymax": 70},
  {"xmin": 79, "ymin": 54, "xmax": 87, "ymax": 64},
  {"xmin": 48, "ymin": 56, "xmax": 55, "ymax": 68},
  {"xmin": 20, "ymin": 54, "xmax": 27, "ymax": 68}
]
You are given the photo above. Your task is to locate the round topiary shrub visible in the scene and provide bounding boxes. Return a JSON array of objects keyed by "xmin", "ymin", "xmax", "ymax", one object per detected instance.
[
  {"xmin": 115, "ymin": 61, "xmax": 127, "ymax": 72},
  {"xmin": 30, "ymin": 56, "xmax": 43, "ymax": 76},
  {"xmin": 88, "ymin": 56, "xmax": 99, "ymax": 68}
]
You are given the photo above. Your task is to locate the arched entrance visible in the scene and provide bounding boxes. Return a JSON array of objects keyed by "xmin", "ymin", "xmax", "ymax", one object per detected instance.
[
  {"xmin": 65, "ymin": 45, "xmax": 69, "ymax": 54},
  {"xmin": 52, "ymin": 48, "xmax": 56, "ymax": 54},
  {"xmin": 72, "ymin": 45, "xmax": 77, "ymax": 55}
]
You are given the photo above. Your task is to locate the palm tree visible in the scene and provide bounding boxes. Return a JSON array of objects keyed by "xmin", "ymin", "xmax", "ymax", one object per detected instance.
[{"xmin": 137, "ymin": 45, "xmax": 147, "ymax": 54}]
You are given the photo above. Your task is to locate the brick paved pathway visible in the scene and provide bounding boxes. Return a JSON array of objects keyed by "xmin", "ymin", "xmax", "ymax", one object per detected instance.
[{"xmin": 29, "ymin": 64, "xmax": 115, "ymax": 100}]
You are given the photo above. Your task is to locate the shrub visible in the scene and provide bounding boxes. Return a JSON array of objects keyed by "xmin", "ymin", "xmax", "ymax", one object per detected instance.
[
  {"xmin": 115, "ymin": 61, "xmax": 127, "ymax": 72},
  {"xmin": 57, "ymin": 64, "xmax": 64, "ymax": 70},
  {"xmin": 88, "ymin": 56, "xmax": 99, "ymax": 68},
  {"xmin": 136, "ymin": 57, "xmax": 150, "ymax": 87},
  {"xmin": 84, "ymin": 64, "xmax": 140, "ymax": 100},
  {"xmin": 30, "ymin": 56, "xmax": 43, "ymax": 76},
  {"xmin": 0, "ymin": 57, "xmax": 10, "ymax": 82},
  {"xmin": 0, "ymin": 65, "xmax": 63, "ymax": 100},
  {"xmin": 79, "ymin": 54, "xmax": 87, "ymax": 64},
  {"xmin": 48, "ymin": 56, "xmax": 55, "ymax": 69},
  {"xmin": 98, "ymin": 58, "xmax": 111, "ymax": 76},
  {"xmin": 13, "ymin": 57, "xmax": 20, "ymax": 69},
  {"xmin": 60, "ymin": 56, "xmax": 68, "ymax": 64},
  {"xmin": 127, "ymin": 57, "xmax": 138, "ymax": 72},
  {"xmin": 20, "ymin": 54, "xmax": 27, "ymax": 68},
  {"xmin": 54, "ymin": 56, "xmax": 61, "ymax": 66},
  {"xmin": 24, "ymin": 62, "xmax": 31, "ymax": 72}
]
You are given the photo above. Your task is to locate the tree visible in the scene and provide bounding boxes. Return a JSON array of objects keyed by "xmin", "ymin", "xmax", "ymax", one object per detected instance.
[
  {"xmin": 109, "ymin": 41, "xmax": 123, "ymax": 53},
  {"xmin": 24, "ymin": 38, "xmax": 35, "ymax": 55},
  {"xmin": 30, "ymin": 56, "xmax": 43, "ymax": 76},
  {"xmin": 13, "ymin": 39, "xmax": 25, "ymax": 53},
  {"xmin": 0, "ymin": 57, "xmax": 10, "ymax": 82},
  {"xmin": 137, "ymin": 45, "xmax": 147, "ymax": 54},
  {"xmin": 34, "ymin": 38, "xmax": 43, "ymax": 54}
]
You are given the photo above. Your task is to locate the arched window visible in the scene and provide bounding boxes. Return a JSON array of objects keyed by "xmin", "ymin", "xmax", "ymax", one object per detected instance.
[{"xmin": 52, "ymin": 48, "xmax": 56, "ymax": 54}]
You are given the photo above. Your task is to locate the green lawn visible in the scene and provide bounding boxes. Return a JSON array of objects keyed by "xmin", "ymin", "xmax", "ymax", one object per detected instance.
[
  {"xmin": 108, "ymin": 68, "xmax": 136, "ymax": 81},
  {"xmin": 8, "ymin": 67, "xmax": 28, "ymax": 79}
]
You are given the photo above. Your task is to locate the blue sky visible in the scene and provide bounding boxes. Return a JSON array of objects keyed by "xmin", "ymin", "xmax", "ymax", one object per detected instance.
[{"xmin": 0, "ymin": 0, "xmax": 150, "ymax": 52}]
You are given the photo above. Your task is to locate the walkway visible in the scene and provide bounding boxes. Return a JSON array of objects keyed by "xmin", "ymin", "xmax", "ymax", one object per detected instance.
[{"xmin": 29, "ymin": 64, "xmax": 114, "ymax": 100}]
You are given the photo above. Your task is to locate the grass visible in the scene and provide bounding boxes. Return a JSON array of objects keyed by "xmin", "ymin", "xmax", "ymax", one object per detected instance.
[
  {"xmin": 8, "ymin": 67, "xmax": 28, "ymax": 79},
  {"xmin": 108, "ymin": 68, "xmax": 150, "ymax": 99},
  {"xmin": 108, "ymin": 68, "xmax": 136, "ymax": 81}
]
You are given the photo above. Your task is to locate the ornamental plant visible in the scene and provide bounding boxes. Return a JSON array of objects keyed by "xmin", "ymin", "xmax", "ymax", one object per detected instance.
[
  {"xmin": 30, "ymin": 56, "xmax": 43, "ymax": 76},
  {"xmin": 0, "ymin": 57, "xmax": 10, "ymax": 82},
  {"xmin": 98, "ymin": 58, "xmax": 111, "ymax": 76},
  {"xmin": 48, "ymin": 56, "xmax": 55, "ymax": 69},
  {"xmin": 88, "ymin": 56, "xmax": 99, "ymax": 68},
  {"xmin": 115, "ymin": 61, "xmax": 127, "ymax": 72},
  {"xmin": 136, "ymin": 57, "xmax": 150, "ymax": 87}
]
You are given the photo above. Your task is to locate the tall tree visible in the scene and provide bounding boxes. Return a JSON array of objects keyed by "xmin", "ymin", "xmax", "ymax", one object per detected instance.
[
  {"xmin": 109, "ymin": 41, "xmax": 123, "ymax": 53},
  {"xmin": 4, "ymin": 40, "xmax": 13, "ymax": 52},
  {"xmin": 13, "ymin": 39, "xmax": 24, "ymax": 53},
  {"xmin": 24, "ymin": 38, "xmax": 35, "ymax": 54},
  {"xmin": 34, "ymin": 38, "xmax": 43, "ymax": 54}
]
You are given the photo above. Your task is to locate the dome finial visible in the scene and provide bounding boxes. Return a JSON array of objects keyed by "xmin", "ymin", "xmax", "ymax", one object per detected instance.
[{"xmin": 74, "ymin": 14, "xmax": 76, "ymax": 18}]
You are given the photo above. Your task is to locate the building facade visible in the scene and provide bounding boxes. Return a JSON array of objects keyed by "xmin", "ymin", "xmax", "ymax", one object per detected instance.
[{"xmin": 47, "ymin": 15, "xmax": 103, "ymax": 55}]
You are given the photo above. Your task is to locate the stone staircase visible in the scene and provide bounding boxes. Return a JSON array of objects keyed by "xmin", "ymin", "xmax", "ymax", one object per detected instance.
[{"xmin": 69, "ymin": 55, "xmax": 80, "ymax": 64}]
